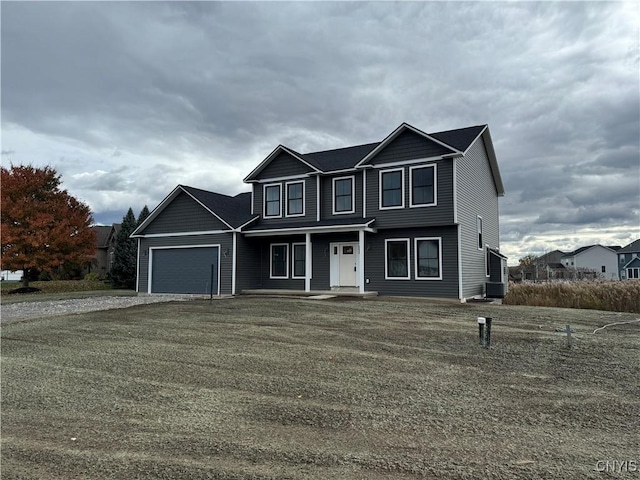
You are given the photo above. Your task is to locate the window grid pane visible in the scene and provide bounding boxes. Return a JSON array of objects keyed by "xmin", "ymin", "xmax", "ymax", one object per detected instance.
[
  {"xmin": 387, "ymin": 241, "xmax": 408, "ymax": 277},
  {"xmin": 293, "ymin": 245, "xmax": 306, "ymax": 277},
  {"xmin": 287, "ymin": 183, "xmax": 303, "ymax": 215},
  {"xmin": 382, "ymin": 171, "xmax": 402, "ymax": 207},
  {"xmin": 272, "ymin": 245, "xmax": 287, "ymax": 277},
  {"xmin": 335, "ymin": 179, "xmax": 353, "ymax": 212},
  {"xmin": 412, "ymin": 167, "xmax": 434, "ymax": 205},
  {"xmin": 417, "ymin": 240, "xmax": 440, "ymax": 278}
]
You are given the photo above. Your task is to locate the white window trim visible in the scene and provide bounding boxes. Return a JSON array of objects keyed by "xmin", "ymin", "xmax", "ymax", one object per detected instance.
[
  {"xmin": 409, "ymin": 164, "xmax": 437, "ymax": 208},
  {"xmin": 292, "ymin": 242, "xmax": 306, "ymax": 279},
  {"xmin": 263, "ymin": 183, "xmax": 282, "ymax": 219},
  {"xmin": 270, "ymin": 243, "xmax": 289, "ymax": 279},
  {"xmin": 332, "ymin": 175, "xmax": 355, "ymax": 215},
  {"xmin": 384, "ymin": 238, "xmax": 411, "ymax": 280},
  {"xmin": 379, "ymin": 168, "xmax": 405, "ymax": 210},
  {"xmin": 627, "ymin": 267, "xmax": 639, "ymax": 279},
  {"xmin": 414, "ymin": 237, "xmax": 442, "ymax": 280},
  {"xmin": 285, "ymin": 180, "xmax": 305, "ymax": 217},
  {"xmin": 477, "ymin": 216, "xmax": 483, "ymax": 250}
]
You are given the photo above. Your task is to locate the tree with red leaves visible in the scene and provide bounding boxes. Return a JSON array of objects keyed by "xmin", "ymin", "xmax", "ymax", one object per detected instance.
[{"xmin": 1, "ymin": 165, "xmax": 96, "ymax": 287}]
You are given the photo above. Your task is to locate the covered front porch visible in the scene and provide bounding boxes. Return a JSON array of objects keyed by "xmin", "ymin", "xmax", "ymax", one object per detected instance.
[{"xmin": 242, "ymin": 218, "xmax": 376, "ymax": 294}]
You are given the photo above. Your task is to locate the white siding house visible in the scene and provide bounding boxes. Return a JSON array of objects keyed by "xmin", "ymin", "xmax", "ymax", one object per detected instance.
[{"xmin": 561, "ymin": 245, "xmax": 620, "ymax": 280}]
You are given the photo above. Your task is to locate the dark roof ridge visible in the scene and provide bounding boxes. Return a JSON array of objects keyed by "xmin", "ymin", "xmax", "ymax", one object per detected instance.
[{"xmin": 303, "ymin": 141, "xmax": 380, "ymax": 156}]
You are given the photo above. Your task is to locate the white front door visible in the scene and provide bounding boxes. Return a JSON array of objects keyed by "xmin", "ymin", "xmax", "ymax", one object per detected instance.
[{"xmin": 330, "ymin": 242, "xmax": 359, "ymax": 287}]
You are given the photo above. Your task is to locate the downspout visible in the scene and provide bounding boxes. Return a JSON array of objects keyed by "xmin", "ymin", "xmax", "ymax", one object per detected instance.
[{"xmin": 232, "ymin": 231, "xmax": 237, "ymax": 295}]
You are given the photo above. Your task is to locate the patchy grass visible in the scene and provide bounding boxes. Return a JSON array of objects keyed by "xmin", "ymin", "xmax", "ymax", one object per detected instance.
[
  {"xmin": 1, "ymin": 279, "xmax": 117, "ymax": 298},
  {"xmin": 504, "ymin": 280, "xmax": 640, "ymax": 313},
  {"xmin": 2, "ymin": 297, "xmax": 638, "ymax": 479}
]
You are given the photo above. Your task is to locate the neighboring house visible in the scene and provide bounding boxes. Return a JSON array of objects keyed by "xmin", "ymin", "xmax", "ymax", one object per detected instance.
[
  {"xmin": 90, "ymin": 223, "xmax": 121, "ymax": 278},
  {"xmin": 132, "ymin": 123, "xmax": 506, "ymax": 300},
  {"xmin": 561, "ymin": 245, "xmax": 620, "ymax": 280},
  {"xmin": 617, "ymin": 239, "xmax": 640, "ymax": 280}
]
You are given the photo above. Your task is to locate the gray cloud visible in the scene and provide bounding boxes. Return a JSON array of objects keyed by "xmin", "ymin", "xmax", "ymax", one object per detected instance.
[{"xmin": 2, "ymin": 1, "xmax": 638, "ymax": 262}]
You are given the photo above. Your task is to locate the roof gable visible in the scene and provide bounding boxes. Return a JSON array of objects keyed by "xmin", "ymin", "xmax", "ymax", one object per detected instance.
[
  {"xmin": 132, "ymin": 185, "xmax": 257, "ymax": 236},
  {"xmin": 356, "ymin": 123, "xmax": 461, "ymax": 167},
  {"xmin": 618, "ymin": 239, "xmax": 640, "ymax": 254},
  {"xmin": 244, "ymin": 145, "xmax": 321, "ymax": 182},
  {"xmin": 623, "ymin": 257, "xmax": 640, "ymax": 269},
  {"xmin": 302, "ymin": 142, "xmax": 379, "ymax": 172}
]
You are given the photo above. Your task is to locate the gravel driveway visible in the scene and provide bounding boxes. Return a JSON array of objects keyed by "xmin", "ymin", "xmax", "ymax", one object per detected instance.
[{"xmin": 1, "ymin": 294, "xmax": 201, "ymax": 324}]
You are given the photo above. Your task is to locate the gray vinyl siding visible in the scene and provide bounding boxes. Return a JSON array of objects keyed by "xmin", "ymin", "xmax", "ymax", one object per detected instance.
[
  {"xmin": 320, "ymin": 172, "xmax": 363, "ymax": 220},
  {"xmin": 365, "ymin": 129, "xmax": 453, "ymax": 165},
  {"xmin": 456, "ymin": 135, "xmax": 501, "ymax": 298},
  {"xmin": 142, "ymin": 192, "xmax": 229, "ymax": 234},
  {"xmin": 138, "ymin": 233, "xmax": 233, "ymax": 295},
  {"xmin": 365, "ymin": 159, "xmax": 454, "ymax": 228},
  {"xmin": 235, "ymin": 234, "xmax": 262, "ymax": 290},
  {"xmin": 252, "ymin": 177, "xmax": 317, "ymax": 225},
  {"xmin": 364, "ymin": 227, "xmax": 459, "ymax": 298},
  {"xmin": 254, "ymin": 151, "xmax": 314, "ymax": 180}
]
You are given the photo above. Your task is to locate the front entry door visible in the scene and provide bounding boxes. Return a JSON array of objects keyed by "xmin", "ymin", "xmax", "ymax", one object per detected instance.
[{"xmin": 330, "ymin": 242, "xmax": 359, "ymax": 287}]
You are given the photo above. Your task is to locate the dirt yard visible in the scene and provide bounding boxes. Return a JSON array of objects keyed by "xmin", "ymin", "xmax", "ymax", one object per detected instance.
[{"xmin": 2, "ymin": 296, "xmax": 638, "ymax": 479}]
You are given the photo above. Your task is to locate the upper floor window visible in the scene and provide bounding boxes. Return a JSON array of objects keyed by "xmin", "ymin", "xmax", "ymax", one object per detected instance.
[
  {"xmin": 410, "ymin": 165, "xmax": 436, "ymax": 207},
  {"xmin": 477, "ymin": 216, "xmax": 483, "ymax": 250},
  {"xmin": 286, "ymin": 181, "xmax": 304, "ymax": 217},
  {"xmin": 380, "ymin": 168, "xmax": 404, "ymax": 209},
  {"xmin": 264, "ymin": 184, "xmax": 281, "ymax": 218},
  {"xmin": 333, "ymin": 176, "xmax": 354, "ymax": 214},
  {"xmin": 415, "ymin": 238, "xmax": 442, "ymax": 280}
]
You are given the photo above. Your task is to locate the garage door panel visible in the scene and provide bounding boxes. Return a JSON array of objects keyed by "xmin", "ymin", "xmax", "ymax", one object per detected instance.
[{"xmin": 151, "ymin": 247, "xmax": 218, "ymax": 294}]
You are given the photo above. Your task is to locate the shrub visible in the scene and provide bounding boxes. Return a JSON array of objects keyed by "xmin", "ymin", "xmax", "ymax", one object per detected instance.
[
  {"xmin": 503, "ymin": 280, "xmax": 640, "ymax": 313},
  {"xmin": 84, "ymin": 272, "xmax": 99, "ymax": 281}
]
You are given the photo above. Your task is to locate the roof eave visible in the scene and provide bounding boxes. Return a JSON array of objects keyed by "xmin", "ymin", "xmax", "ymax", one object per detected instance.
[{"xmin": 243, "ymin": 145, "xmax": 323, "ymax": 182}]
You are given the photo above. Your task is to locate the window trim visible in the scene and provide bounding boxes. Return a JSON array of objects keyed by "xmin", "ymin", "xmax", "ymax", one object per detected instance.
[
  {"xmin": 263, "ymin": 183, "xmax": 282, "ymax": 219},
  {"xmin": 409, "ymin": 164, "xmax": 437, "ymax": 208},
  {"xmin": 627, "ymin": 267, "xmax": 639, "ymax": 279},
  {"xmin": 379, "ymin": 168, "xmax": 405, "ymax": 210},
  {"xmin": 270, "ymin": 243, "xmax": 289, "ymax": 279},
  {"xmin": 285, "ymin": 180, "xmax": 305, "ymax": 217},
  {"xmin": 414, "ymin": 237, "xmax": 442, "ymax": 280},
  {"xmin": 332, "ymin": 175, "xmax": 355, "ymax": 215},
  {"xmin": 292, "ymin": 243, "xmax": 306, "ymax": 279},
  {"xmin": 477, "ymin": 216, "xmax": 483, "ymax": 250},
  {"xmin": 384, "ymin": 238, "xmax": 411, "ymax": 280}
]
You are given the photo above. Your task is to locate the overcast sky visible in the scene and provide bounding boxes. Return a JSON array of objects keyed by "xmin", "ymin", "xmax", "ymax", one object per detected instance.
[{"xmin": 2, "ymin": 1, "xmax": 639, "ymax": 263}]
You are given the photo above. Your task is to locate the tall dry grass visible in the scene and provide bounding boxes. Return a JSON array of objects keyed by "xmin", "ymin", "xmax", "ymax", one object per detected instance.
[{"xmin": 503, "ymin": 280, "xmax": 640, "ymax": 313}]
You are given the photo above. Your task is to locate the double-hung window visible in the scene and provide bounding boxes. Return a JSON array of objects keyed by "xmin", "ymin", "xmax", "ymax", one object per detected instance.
[
  {"xmin": 286, "ymin": 181, "xmax": 304, "ymax": 217},
  {"xmin": 292, "ymin": 243, "xmax": 306, "ymax": 278},
  {"xmin": 264, "ymin": 184, "xmax": 281, "ymax": 218},
  {"xmin": 415, "ymin": 238, "xmax": 442, "ymax": 280},
  {"xmin": 410, "ymin": 165, "xmax": 436, "ymax": 207},
  {"xmin": 380, "ymin": 169, "xmax": 404, "ymax": 209},
  {"xmin": 333, "ymin": 176, "xmax": 354, "ymax": 214},
  {"xmin": 270, "ymin": 244, "xmax": 288, "ymax": 278},
  {"xmin": 628, "ymin": 267, "xmax": 639, "ymax": 279},
  {"xmin": 385, "ymin": 239, "xmax": 410, "ymax": 279}
]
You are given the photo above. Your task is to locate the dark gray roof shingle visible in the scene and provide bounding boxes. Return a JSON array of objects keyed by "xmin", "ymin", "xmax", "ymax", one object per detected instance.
[{"xmin": 181, "ymin": 185, "xmax": 256, "ymax": 229}]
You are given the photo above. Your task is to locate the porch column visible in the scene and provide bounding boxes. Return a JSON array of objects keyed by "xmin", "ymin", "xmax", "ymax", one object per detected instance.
[
  {"xmin": 305, "ymin": 232, "xmax": 311, "ymax": 292},
  {"xmin": 358, "ymin": 230, "xmax": 365, "ymax": 293}
]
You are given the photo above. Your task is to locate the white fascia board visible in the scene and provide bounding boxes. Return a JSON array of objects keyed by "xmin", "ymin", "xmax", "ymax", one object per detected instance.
[
  {"xmin": 244, "ymin": 222, "xmax": 376, "ymax": 237},
  {"xmin": 255, "ymin": 173, "xmax": 312, "ymax": 183},
  {"xmin": 368, "ymin": 155, "xmax": 448, "ymax": 169},
  {"xmin": 132, "ymin": 230, "xmax": 229, "ymax": 238},
  {"xmin": 479, "ymin": 127, "xmax": 505, "ymax": 197}
]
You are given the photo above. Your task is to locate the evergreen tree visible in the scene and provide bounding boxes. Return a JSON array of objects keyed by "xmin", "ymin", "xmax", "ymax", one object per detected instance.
[
  {"xmin": 109, "ymin": 208, "xmax": 137, "ymax": 288},
  {"xmin": 137, "ymin": 205, "xmax": 150, "ymax": 226}
]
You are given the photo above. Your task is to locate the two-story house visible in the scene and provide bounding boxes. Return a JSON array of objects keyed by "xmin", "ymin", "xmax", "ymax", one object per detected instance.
[
  {"xmin": 561, "ymin": 244, "xmax": 620, "ymax": 280},
  {"xmin": 132, "ymin": 123, "xmax": 506, "ymax": 300},
  {"xmin": 617, "ymin": 239, "xmax": 640, "ymax": 280}
]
